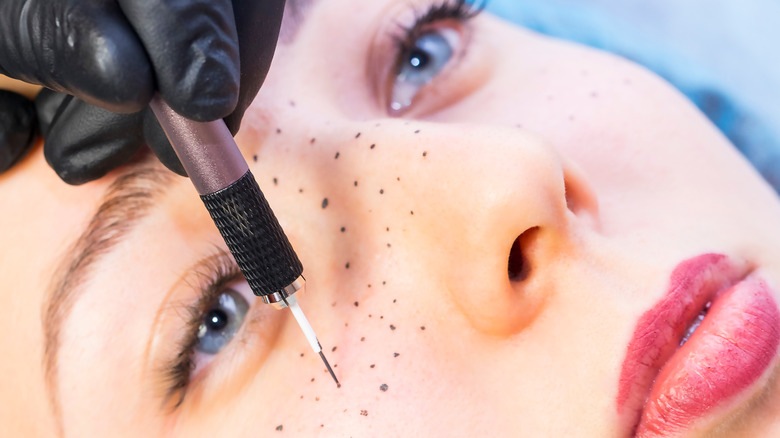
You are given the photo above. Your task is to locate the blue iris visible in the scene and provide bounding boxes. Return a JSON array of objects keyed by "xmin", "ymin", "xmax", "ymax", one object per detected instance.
[
  {"xmin": 195, "ymin": 289, "xmax": 249, "ymax": 354},
  {"xmin": 391, "ymin": 30, "xmax": 455, "ymax": 112}
]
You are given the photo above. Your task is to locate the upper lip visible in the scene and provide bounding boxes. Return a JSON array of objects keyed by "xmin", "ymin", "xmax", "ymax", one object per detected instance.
[{"xmin": 615, "ymin": 253, "xmax": 751, "ymax": 433}]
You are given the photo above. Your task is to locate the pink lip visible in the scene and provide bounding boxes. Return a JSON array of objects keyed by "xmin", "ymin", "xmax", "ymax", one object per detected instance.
[{"xmin": 616, "ymin": 253, "xmax": 780, "ymax": 437}]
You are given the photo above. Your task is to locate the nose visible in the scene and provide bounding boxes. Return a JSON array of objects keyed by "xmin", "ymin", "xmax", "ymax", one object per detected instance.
[{"xmin": 247, "ymin": 117, "xmax": 598, "ymax": 338}]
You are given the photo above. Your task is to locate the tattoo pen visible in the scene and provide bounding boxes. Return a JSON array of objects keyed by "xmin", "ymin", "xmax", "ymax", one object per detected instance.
[{"xmin": 149, "ymin": 96, "xmax": 339, "ymax": 386}]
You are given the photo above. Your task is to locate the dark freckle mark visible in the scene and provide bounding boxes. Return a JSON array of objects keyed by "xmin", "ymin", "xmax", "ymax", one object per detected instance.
[
  {"xmin": 334, "ymin": 364, "xmax": 338, "ymax": 368},
  {"xmin": 346, "ymin": 262, "xmax": 350, "ymax": 269},
  {"xmin": 332, "ymin": 346, "xmax": 337, "ymax": 352},
  {"xmin": 311, "ymin": 377, "xmax": 315, "ymax": 382},
  {"xmin": 345, "ymin": 322, "xmax": 348, "ymax": 327},
  {"xmin": 252, "ymin": 155, "xmax": 258, "ymax": 162},
  {"xmin": 360, "ymin": 410, "xmax": 368, "ymax": 416},
  {"xmin": 368, "ymin": 284, "xmax": 372, "ymax": 288},
  {"xmin": 273, "ymin": 177, "xmax": 278, "ymax": 185},
  {"xmin": 316, "ymin": 397, "xmax": 320, "ymax": 401},
  {"xmin": 379, "ymin": 189, "xmax": 384, "ymax": 194},
  {"xmin": 355, "ymin": 132, "xmax": 361, "ymax": 139},
  {"xmin": 331, "ymin": 301, "xmax": 337, "ymax": 307},
  {"xmin": 414, "ymin": 129, "xmax": 420, "ymax": 134},
  {"xmin": 354, "ymin": 180, "xmax": 358, "ymax": 187},
  {"xmin": 276, "ymin": 128, "xmax": 282, "ymax": 134},
  {"xmin": 340, "ymin": 227, "xmax": 346, "ymax": 232},
  {"xmin": 361, "ymin": 337, "xmax": 365, "ymax": 341},
  {"xmin": 386, "ymin": 227, "xmax": 390, "ymax": 232},
  {"xmin": 276, "ymin": 425, "xmax": 283, "ymax": 431},
  {"xmin": 311, "ymin": 137, "xmax": 316, "ymax": 144},
  {"xmin": 410, "ymin": 210, "xmax": 414, "ymax": 215},
  {"xmin": 300, "ymin": 395, "xmax": 303, "ymax": 399},
  {"xmin": 422, "ymin": 151, "xmax": 427, "ymax": 158},
  {"xmin": 380, "ymin": 383, "xmax": 388, "ymax": 392},
  {"xmin": 392, "ymin": 298, "xmax": 396, "ymax": 303},
  {"xmin": 354, "ymin": 301, "xmax": 359, "ymax": 307},
  {"xmin": 397, "ymin": 177, "xmax": 400, "ymax": 181},
  {"xmin": 299, "ymin": 188, "xmax": 304, "ymax": 193},
  {"xmin": 300, "ymin": 353, "xmax": 304, "ymax": 357},
  {"xmin": 320, "ymin": 424, "xmax": 324, "ymax": 428},
  {"xmin": 387, "ymin": 243, "xmax": 391, "ymax": 248},
  {"xmin": 322, "ymin": 198, "xmax": 329, "ymax": 209},
  {"xmin": 368, "ymin": 314, "xmax": 372, "ymax": 318},
  {"xmin": 370, "ymin": 364, "xmax": 375, "ymax": 368},
  {"xmin": 421, "ymin": 326, "xmax": 426, "ymax": 330},
  {"xmin": 390, "ymin": 324, "xmax": 396, "ymax": 330},
  {"xmin": 380, "ymin": 315, "xmax": 384, "ymax": 319},
  {"xmin": 334, "ymin": 152, "xmax": 340, "ymax": 159},
  {"xmin": 393, "ymin": 352, "xmax": 400, "ymax": 357},
  {"xmin": 370, "ymin": 144, "xmax": 375, "ymax": 149}
]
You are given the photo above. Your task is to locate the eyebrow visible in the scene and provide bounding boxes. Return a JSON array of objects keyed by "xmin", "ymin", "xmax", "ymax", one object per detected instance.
[
  {"xmin": 42, "ymin": 160, "xmax": 173, "ymax": 433},
  {"xmin": 279, "ymin": 0, "xmax": 319, "ymax": 44}
]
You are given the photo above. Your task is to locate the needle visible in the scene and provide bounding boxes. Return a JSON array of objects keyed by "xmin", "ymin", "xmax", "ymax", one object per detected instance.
[{"xmin": 287, "ymin": 296, "xmax": 340, "ymax": 386}]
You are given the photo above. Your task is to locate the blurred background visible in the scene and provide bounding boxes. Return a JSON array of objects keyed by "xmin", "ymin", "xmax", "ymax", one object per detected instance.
[{"xmin": 486, "ymin": 0, "xmax": 780, "ymax": 193}]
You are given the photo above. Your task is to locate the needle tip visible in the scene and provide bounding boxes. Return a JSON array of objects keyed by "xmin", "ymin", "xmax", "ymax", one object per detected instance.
[{"xmin": 319, "ymin": 351, "xmax": 340, "ymax": 386}]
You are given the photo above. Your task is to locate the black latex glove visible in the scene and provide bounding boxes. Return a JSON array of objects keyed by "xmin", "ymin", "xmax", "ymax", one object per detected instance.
[{"xmin": 0, "ymin": 0, "xmax": 285, "ymax": 184}]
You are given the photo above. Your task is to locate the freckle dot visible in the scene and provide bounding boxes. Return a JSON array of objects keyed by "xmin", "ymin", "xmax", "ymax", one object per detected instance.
[
  {"xmin": 322, "ymin": 198, "xmax": 329, "ymax": 209},
  {"xmin": 392, "ymin": 298, "xmax": 396, "ymax": 303},
  {"xmin": 360, "ymin": 410, "xmax": 368, "ymax": 416},
  {"xmin": 311, "ymin": 138, "xmax": 316, "ymax": 144},
  {"xmin": 355, "ymin": 132, "xmax": 361, "ymax": 139},
  {"xmin": 393, "ymin": 352, "xmax": 399, "ymax": 357},
  {"xmin": 370, "ymin": 144, "xmax": 375, "ymax": 149},
  {"xmin": 421, "ymin": 326, "xmax": 426, "ymax": 330},
  {"xmin": 368, "ymin": 284, "xmax": 372, "ymax": 288},
  {"xmin": 370, "ymin": 364, "xmax": 375, "ymax": 368},
  {"xmin": 380, "ymin": 383, "xmax": 388, "ymax": 392},
  {"xmin": 276, "ymin": 128, "xmax": 282, "ymax": 134},
  {"xmin": 361, "ymin": 337, "xmax": 365, "ymax": 341},
  {"xmin": 252, "ymin": 155, "xmax": 258, "ymax": 162},
  {"xmin": 321, "ymin": 425, "xmax": 324, "ymax": 428},
  {"xmin": 273, "ymin": 177, "xmax": 278, "ymax": 185},
  {"xmin": 354, "ymin": 301, "xmax": 359, "ymax": 307},
  {"xmin": 316, "ymin": 397, "xmax": 320, "ymax": 401},
  {"xmin": 410, "ymin": 210, "xmax": 414, "ymax": 215},
  {"xmin": 380, "ymin": 315, "xmax": 384, "ymax": 319},
  {"xmin": 289, "ymin": 100, "xmax": 296, "ymax": 107},
  {"xmin": 300, "ymin": 353, "xmax": 304, "ymax": 357},
  {"xmin": 414, "ymin": 129, "xmax": 420, "ymax": 134},
  {"xmin": 422, "ymin": 151, "xmax": 427, "ymax": 158},
  {"xmin": 334, "ymin": 364, "xmax": 338, "ymax": 368},
  {"xmin": 340, "ymin": 227, "xmax": 346, "ymax": 232},
  {"xmin": 311, "ymin": 377, "xmax": 315, "ymax": 382},
  {"xmin": 299, "ymin": 188, "xmax": 304, "ymax": 193},
  {"xmin": 332, "ymin": 346, "xmax": 337, "ymax": 352},
  {"xmin": 276, "ymin": 425, "xmax": 283, "ymax": 431},
  {"xmin": 346, "ymin": 262, "xmax": 350, "ymax": 269},
  {"xmin": 335, "ymin": 152, "xmax": 340, "ymax": 159},
  {"xmin": 386, "ymin": 227, "xmax": 390, "ymax": 231},
  {"xmin": 390, "ymin": 324, "xmax": 396, "ymax": 330},
  {"xmin": 387, "ymin": 243, "xmax": 391, "ymax": 248},
  {"xmin": 379, "ymin": 189, "xmax": 384, "ymax": 194},
  {"xmin": 300, "ymin": 395, "xmax": 303, "ymax": 399},
  {"xmin": 397, "ymin": 177, "xmax": 401, "ymax": 181},
  {"xmin": 369, "ymin": 314, "xmax": 372, "ymax": 318},
  {"xmin": 345, "ymin": 322, "xmax": 348, "ymax": 327}
]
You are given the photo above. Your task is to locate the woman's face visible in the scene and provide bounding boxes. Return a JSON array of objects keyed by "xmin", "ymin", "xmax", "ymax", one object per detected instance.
[{"xmin": 3, "ymin": 0, "xmax": 780, "ymax": 436}]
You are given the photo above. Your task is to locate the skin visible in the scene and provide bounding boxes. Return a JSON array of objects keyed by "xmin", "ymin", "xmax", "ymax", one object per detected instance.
[{"xmin": 2, "ymin": 0, "xmax": 780, "ymax": 436}]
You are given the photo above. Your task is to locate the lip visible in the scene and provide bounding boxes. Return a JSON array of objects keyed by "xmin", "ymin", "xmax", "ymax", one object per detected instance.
[{"xmin": 616, "ymin": 253, "xmax": 780, "ymax": 437}]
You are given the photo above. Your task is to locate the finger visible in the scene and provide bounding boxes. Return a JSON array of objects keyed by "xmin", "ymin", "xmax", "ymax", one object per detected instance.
[
  {"xmin": 0, "ymin": 0, "xmax": 154, "ymax": 113},
  {"xmin": 34, "ymin": 88, "xmax": 68, "ymax": 137},
  {"xmin": 142, "ymin": 107, "xmax": 187, "ymax": 177},
  {"xmin": 43, "ymin": 97, "xmax": 145, "ymax": 185},
  {"xmin": 0, "ymin": 90, "xmax": 37, "ymax": 173},
  {"xmin": 223, "ymin": 0, "xmax": 286, "ymax": 135},
  {"xmin": 118, "ymin": 0, "xmax": 241, "ymax": 122}
]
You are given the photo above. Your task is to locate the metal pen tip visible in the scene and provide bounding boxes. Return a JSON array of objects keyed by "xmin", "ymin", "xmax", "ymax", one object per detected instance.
[{"xmin": 319, "ymin": 351, "xmax": 341, "ymax": 387}]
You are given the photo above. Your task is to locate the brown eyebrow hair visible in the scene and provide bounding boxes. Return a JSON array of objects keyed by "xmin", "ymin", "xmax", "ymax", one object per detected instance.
[{"xmin": 42, "ymin": 160, "xmax": 173, "ymax": 435}]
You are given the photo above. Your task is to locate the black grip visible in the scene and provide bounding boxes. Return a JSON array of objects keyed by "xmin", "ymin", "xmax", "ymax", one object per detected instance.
[{"xmin": 201, "ymin": 170, "xmax": 303, "ymax": 297}]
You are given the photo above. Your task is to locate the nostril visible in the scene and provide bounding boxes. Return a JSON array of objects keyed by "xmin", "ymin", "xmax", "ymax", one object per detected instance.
[{"xmin": 508, "ymin": 227, "xmax": 538, "ymax": 282}]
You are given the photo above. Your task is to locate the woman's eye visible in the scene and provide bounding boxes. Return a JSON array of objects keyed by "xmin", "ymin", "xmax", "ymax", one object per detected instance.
[
  {"xmin": 195, "ymin": 288, "xmax": 249, "ymax": 355},
  {"xmin": 390, "ymin": 27, "xmax": 460, "ymax": 114}
]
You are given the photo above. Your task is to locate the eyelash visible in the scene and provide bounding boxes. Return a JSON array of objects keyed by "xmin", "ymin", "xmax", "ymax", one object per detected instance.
[
  {"xmin": 161, "ymin": 252, "xmax": 243, "ymax": 408},
  {"xmin": 393, "ymin": 0, "xmax": 484, "ymax": 67}
]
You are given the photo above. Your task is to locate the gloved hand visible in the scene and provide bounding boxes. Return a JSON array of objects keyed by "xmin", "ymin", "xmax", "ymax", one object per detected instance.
[{"xmin": 0, "ymin": 0, "xmax": 285, "ymax": 184}]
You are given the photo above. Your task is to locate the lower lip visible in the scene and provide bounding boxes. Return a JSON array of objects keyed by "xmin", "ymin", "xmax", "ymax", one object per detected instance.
[{"xmin": 635, "ymin": 276, "xmax": 780, "ymax": 437}]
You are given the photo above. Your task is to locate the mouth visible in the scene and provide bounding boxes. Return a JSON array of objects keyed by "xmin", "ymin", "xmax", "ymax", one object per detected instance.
[{"xmin": 616, "ymin": 253, "xmax": 780, "ymax": 437}]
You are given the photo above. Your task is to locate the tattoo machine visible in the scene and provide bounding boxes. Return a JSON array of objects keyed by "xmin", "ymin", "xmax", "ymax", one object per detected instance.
[{"xmin": 149, "ymin": 96, "xmax": 339, "ymax": 386}]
